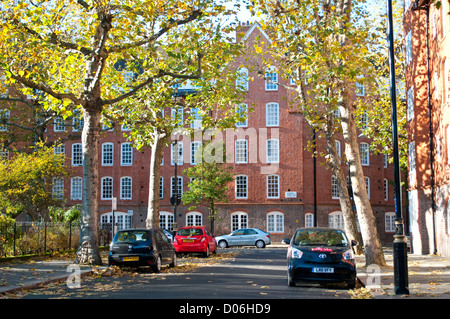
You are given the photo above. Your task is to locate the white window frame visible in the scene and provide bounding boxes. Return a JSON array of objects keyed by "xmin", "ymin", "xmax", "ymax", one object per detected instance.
[
  {"xmin": 190, "ymin": 108, "xmax": 202, "ymax": 130},
  {"xmin": 265, "ymin": 66, "xmax": 278, "ymax": 91},
  {"xmin": 171, "ymin": 142, "xmax": 183, "ymax": 165},
  {"xmin": 102, "ymin": 143, "xmax": 114, "ymax": 166},
  {"xmin": 71, "ymin": 177, "xmax": 82, "ymax": 200},
  {"xmin": 266, "ymin": 139, "xmax": 279, "ymax": 163},
  {"xmin": 266, "ymin": 103, "xmax": 279, "ymax": 126},
  {"xmin": 52, "ymin": 178, "xmax": 64, "ymax": 200},
  {"xmin": 409, "ymin": 141, "xmax": 416, "ymax": 184},
  {"xmin": 266, "ymin": 174, "xmax": 280, "ymax": 199},
  {"xmin": 236, "ymin": 67, "xmax": 249, "ymax": 91},
  {"xmin": 267, "ymin": 211, "xmax": 284, "ymax": 233},
  {"xmin": 235, "ymin": 139, "xmax": 248, "ymax": 164},
  {"xmin": 235, "ymin": 104, "xmax": 248, "ymax": 127},
  {"xmin": 355, "ymin": 75, "xmax": 365, "ymax": 96},
  {"xmin": 159, "ymin": 211, "xmax": 175, "ymax": 231},
  {"xmin": 186, "ymin": 212, "xmax": 203, "ymax": 226},
  {"xmin": 231, "ymin": 212, "xmax": 248, "ymax": 231},
  {"xmin": 121, "ymin": 142, "xmax": 133, "ymax": 166},
  {"xmin": 101, "ymin": 212, "xmax": 132, "ymax": 231},
  {"xmin": 120, "ymin": 176, "xmax": 132, "ymax": 200},
  {"xmin": 328, "ymin": 211, "xmax": 344, "ymax": 230},
  {"xmin": 54, "ymin": 116, "xmax": 66, "ymax": 132},
  {"xmin": 235, "ymin": 175, "xmax": 248, "ymax": 199},
  {"xmin": 171, "ymin": 176, "xmax": 183, "ymax": 198},
  {"xmin": 101, "ymin": 176, "xmax": 113, "ymax": 200},
  {"xmin": 331, "ymin": 175, "xmax": 340, "ymax": 199},
  {"xmin": 305, "ymin": 213, "xmax": 314, "ymax": 228},
  {"xmin": 0, "ymin": 109, "xmax": 10, "ymax": 132},
  {"xmin": 191, "ymin": 141, "xmax": 202, "ymax": 165},
  {"xmin": 385, "ymin": 212, "xmax": 396, "ymax": 233},
  {"xmin": 407, "ymin": 86, "xmax": 414, "ymax": 121},
  {"xmin": 405, "ymin": 30, "xmax": 412, "ymax": 65},
  {"xmin": 365, "ymin": 176, "xmax": 370, "ymax": 199},
  {"xmin": 360, "ymin": 142, "xmax": 370, "ymax": 166},
  {"xmin": 72, "ymin": 143, "xmax": 82, "ymax": 166}
]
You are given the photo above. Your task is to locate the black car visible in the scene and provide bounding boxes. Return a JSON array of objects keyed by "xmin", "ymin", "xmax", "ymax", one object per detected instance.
[
  {"xmin": 108, "ymin": 228, "xmax": 177, "ymax": 272},
  {"xmin": 286, "ymin": 227, "xmax": 357, "ymax": 288}
]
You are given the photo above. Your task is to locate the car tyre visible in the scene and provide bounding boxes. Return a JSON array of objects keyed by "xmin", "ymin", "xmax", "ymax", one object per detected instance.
[
  {"xmin": 287, "ymin": 271, "xmax": 296, "ymax": 287},
  {"xmin": 169, "ymin": 252, "xmax": 177, "ymax": 268},
  {"xmin": 204, "ymin": 246, "xmax": 210, "ymax": 258},
  {"xmin": 152, "ymin": 255, "xmax": 162, "ymax": 273},
  {"xmin": 218, "ymin": 240, "xmax": 228, "ymax": 249},
  {"xmin": 346, "ymin": 279, "xmax": 356, "ymax": 289},
  {"xmin": 255, "ymin": 240, "xmax": 265, "ymax": 248}
]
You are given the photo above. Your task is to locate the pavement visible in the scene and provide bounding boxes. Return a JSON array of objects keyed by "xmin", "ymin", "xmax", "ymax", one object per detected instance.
[{"xmin": 0, "ymin": 246, "xmax": 449, "ymax": 299}]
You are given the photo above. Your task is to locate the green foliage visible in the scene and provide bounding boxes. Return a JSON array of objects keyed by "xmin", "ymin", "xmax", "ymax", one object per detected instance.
[{"xmin": 0, "ymin": 143, "xmax": 70, "ymax": 219}]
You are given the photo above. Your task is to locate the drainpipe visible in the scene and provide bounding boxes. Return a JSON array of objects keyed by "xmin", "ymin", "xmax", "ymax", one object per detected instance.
[{"xmin": 412, "ymin": 0, "xmax": 437, "ymax": 255}]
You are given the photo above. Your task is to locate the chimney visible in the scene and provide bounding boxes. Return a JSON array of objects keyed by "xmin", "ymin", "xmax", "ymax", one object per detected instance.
[{"xmin": 236, "ymin": 21, "xmax": 252, "ymax": 42}]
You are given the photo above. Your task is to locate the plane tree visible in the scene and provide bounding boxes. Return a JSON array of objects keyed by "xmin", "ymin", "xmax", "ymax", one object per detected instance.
[{"xmin": 0, "ymin": 0, "xmax": 241, "ymax": 265}]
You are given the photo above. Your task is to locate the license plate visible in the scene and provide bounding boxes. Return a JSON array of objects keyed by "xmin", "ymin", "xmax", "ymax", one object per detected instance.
[
  {"xmin": 183, "ymin": 239, "xmax": 194, "ymax": 243},
  {"xmin": 312, "ymin": 267, "xmax": 334, "ymax": 273},
  {"xmin": 123, "ymin": 256, "xmax": 139, "ymax": 261}
]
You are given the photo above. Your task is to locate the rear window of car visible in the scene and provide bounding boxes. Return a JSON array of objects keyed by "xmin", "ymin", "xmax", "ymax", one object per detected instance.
[
  {"xmin": 115, "ymin": 230, "xmax": 151, "ymax": 243},
  {"xmin": 177, "ymin": 228, "xmax": 203, "ymax": 236},
  {"xmin": 293, "ymin": 229, "xmax": 348, "ymax": 246}
]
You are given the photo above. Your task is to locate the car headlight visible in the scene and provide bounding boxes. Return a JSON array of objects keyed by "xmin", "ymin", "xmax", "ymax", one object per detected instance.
[
  {"xmin": 342, "ymin": 249, "xmax": 354, "ymax": 260},
  {"xmin": 291, "ymin": 247, "xmax": 303, "ymax": 259}
]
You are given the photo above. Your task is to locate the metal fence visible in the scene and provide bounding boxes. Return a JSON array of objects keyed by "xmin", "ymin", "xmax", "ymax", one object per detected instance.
[{"xmin": 0, "ymin": 221, "xmax": 80, "ymax": 257}]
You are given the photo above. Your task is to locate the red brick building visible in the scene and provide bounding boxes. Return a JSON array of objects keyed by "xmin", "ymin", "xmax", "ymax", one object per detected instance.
[
  {"xmin": 404, "ymin": 0, "xmax": 450, "ymax": 257},
  {"xmin": 1, "ymin": 23, "xmax": 401, "ymax": 244}
]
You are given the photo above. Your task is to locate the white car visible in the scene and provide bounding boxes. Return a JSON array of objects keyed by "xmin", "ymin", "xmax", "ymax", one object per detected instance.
[{"xmin": 215, "ymin": 228, "xmax": 271, "ymax": 249}]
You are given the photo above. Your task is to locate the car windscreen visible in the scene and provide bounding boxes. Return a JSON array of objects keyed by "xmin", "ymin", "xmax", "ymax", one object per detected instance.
[
  {"xmin": 293, "ymin": 229, "xmax": 348, "ymax": 246},
  {"xmin": 177, "ymin": 228, "xmax": 203, "ymax": 236},
  {"xmin": 114, "ymin": 230, "xmax": 151, "ymax": 243}
]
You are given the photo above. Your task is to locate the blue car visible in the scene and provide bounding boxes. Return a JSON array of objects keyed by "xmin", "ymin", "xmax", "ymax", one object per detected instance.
[{"xmin": 286, "ymin": 228, "xmax": 357, "ymax": 288}]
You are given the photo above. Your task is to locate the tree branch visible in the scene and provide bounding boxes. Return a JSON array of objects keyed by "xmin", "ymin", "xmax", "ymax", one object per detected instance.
[
  {"xmin": 8, "ymin": 73, "xmax": 82, "ymax": 105},
  {"xmin": 108, "ymin": 9, "xmax": 203, "ymax": 53}
]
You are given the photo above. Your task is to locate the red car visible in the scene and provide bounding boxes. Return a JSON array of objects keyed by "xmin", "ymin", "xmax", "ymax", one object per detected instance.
[{"xmin": 173, "ymin": 226, "xmax": 216, "ymax": 257}]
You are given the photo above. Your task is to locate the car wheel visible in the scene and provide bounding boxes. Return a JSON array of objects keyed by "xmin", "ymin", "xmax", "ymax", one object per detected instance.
[
  {"xmin": 152, "ymin": 255, "xmax": 162, "ymax": 273},
  {"xmin": 169, "ymin": 252, "xmax": 177, "ymax": 268},
  {"xmin": 218, "ymin": 240, "xmax": 228, "ymax": 249},
  {"xmin": 204, "ymin": 246, "xmax": 210, "ymax": 258},
  {"xmin": 255, "ymin": 240, "xmax": 265, "ymax": 248},
  {"xmin": 346, "ymin": 279, "xmax": 356, "ymax": 289},
  {"xmin": 287, "ymin": 271, "xmax": 296, "ymax": 287}
]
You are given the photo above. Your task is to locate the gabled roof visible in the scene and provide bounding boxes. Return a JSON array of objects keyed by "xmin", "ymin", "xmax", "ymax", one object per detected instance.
[{"xmin": 240, "ymin": 22, "xmax": 272, "ymax": 44}]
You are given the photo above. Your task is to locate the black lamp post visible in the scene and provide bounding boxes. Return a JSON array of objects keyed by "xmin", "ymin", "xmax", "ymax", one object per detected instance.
[{"xmin": 386, "ymin": 0, "xmax": 409, "ymax": 295}]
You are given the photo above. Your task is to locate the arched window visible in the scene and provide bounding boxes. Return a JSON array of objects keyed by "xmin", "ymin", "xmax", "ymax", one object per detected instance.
[
  {"xmin": 305, "ymin": 213, "xmax": 314, "ymax": 228},
  {"xmin": 159, "ymin": 211, "xmax": 174, "ymax": 231},
  {"xmin": 186, "ymin": 212, "xmax": 203, "ymax": 226},
  {"xmin": 267, "ymin": 211, "xmax": 284, "ymax": 233},
  {"xmin": 329, "ymin": 211, "xmax": 344, "ymax": 230},
  {"xmin": 265, "ymin": 66, "xmax": 278, "ymax": 91},
  {"xmin": 231, "ymin": 212, "xmax": 248, "ymax": 231},
  {"xmin": 100, "ymin": 212, "xmax": 132, "ymax": 232},
  {"xmin": 236, "ymin": 67, "xmax": 249, "ymax": 91}
]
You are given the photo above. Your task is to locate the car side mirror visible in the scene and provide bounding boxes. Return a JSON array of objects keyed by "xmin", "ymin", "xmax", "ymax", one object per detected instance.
[{"xmin": 281, "ymin": 238, "xmax": 290, "ymax": 245}]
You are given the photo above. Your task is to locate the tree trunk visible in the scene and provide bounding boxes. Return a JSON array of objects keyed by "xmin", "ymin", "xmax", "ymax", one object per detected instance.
[
  {"xmin": 146, "ymin": 133, "xmax": 166, "ymax": 229},
  {"xmin": 325, "ymin": 130, "xmax": 363, "ymax": 255},
  {"xmin": 339, "ymin": 100, "xmax": 386, "ymax": 266},
  {"xmin": 76, "ymin": 108, "xmax": 102, "ymax": 265}
]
